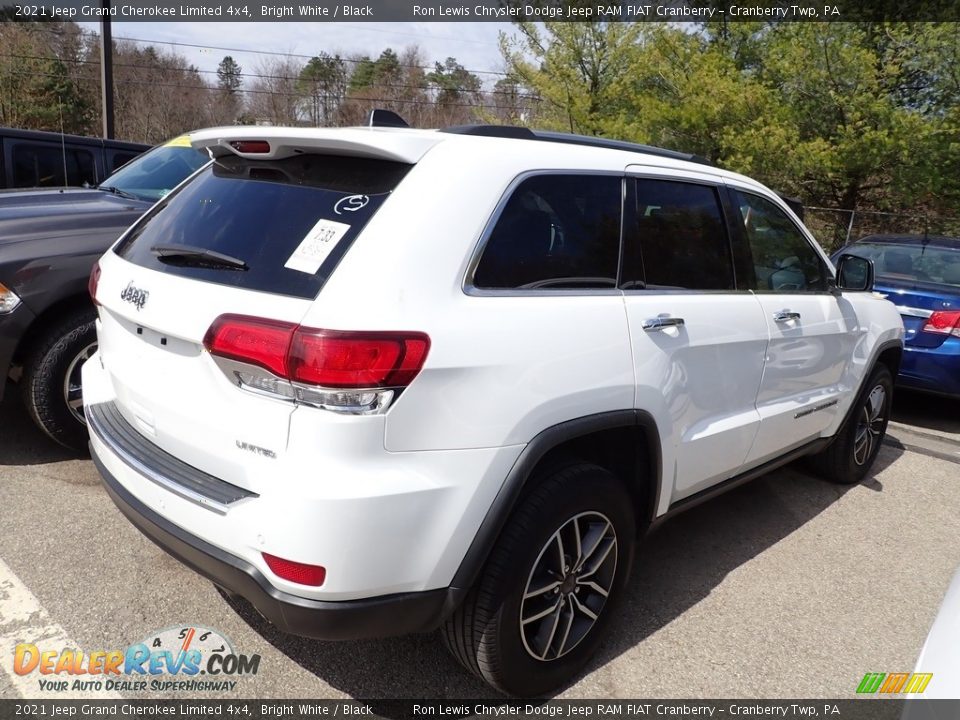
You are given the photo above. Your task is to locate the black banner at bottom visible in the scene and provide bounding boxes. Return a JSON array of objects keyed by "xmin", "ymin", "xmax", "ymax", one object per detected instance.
[{"xmin": 1, "ymin": 700, "xmax": 956, "ymax": 720}]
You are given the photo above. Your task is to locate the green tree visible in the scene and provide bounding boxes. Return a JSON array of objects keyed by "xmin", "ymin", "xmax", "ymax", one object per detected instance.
[
  {"xmin": 500, "ymin": 21, "xmax": 960, "ymax": 220},
  {"xmin": 500, "ymin": 21, "xmax": 641, "ymax": 134},
  {"xmin": 297, "ymin": 52, "xmax": 346, "ymax": 126},
  {"xmin": 349, "ymin": 56, "xmax": 376, "ymax": 91},
  {"xmin": 32, "ymin": 57, "xmax": 92, "ymax": 134},
  {"xmin": 372, "ymin": 48, "xmax": 401, "ymax": 87},
  {"xmin": 217, "ymin": 56, "xmax": 242, "ymax": 95},
  {"xmin": 427, "ymin": 57, "xmax": 481, "ymax": 107}
]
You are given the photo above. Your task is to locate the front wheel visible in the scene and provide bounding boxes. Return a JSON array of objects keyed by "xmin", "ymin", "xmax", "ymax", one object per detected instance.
[
  {"xmin": 442, "ymin": 463, "xmax": 636, "ymax": 697},
  {"xmin": 809, "ymin": 364, "xmax": 893, "ymax": 484},
  {"xmin": 21, "ymin": 308, "xmax": 98, "ymax": 452}
]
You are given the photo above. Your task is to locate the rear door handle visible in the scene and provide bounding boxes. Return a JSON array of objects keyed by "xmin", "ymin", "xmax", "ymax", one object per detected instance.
[
  {"xmin": 642, "ymin": 316, "xmax": 685, "ymax": 332},
  {"xmin": 773, "ymin": 310, "xmax": 801, "ymax": 322}
]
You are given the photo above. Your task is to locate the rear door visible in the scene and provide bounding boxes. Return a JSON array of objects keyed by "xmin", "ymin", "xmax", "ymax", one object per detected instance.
[
  {"xmin": 621, "ymin": 170, "xmax": 769, "ymax": 506},
  {"xmin": 727, "ymin": 185, "xmax": 860, "ymax": 466},
  {"xmin": 96, "ymin": 149, "xmax": 412, "ymax": 492}
]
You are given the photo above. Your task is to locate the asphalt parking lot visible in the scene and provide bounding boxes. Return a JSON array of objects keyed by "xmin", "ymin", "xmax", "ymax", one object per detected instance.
[{"xmin": 1, "ymin": 381, "xmax": 958, "ymax": 701}]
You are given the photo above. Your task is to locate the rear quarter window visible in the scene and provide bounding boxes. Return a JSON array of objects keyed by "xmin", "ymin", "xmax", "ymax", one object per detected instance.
[
  {"xmin": 114, "ymin": 153, "xmax": 410, "ymax": 299},
  {"xmin": 472, "ymin": 174, "xmax": 622, "ymax": 290}
]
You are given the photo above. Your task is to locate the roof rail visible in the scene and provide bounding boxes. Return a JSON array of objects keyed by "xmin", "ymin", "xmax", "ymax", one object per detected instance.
[
  {"xmin": 366, "ymin": 109, "xmax": 409, "ymax": 128},
  {"xmin": 438, "ymin": 123, "xmax": 711, "ymax": 166},
  {"xmin": 440, "ymin": 125, "xmax": 538, "ymax": 140},
  {"xmin": 532, "ymin": 130, "xmax": 712, "ymax": 166}
]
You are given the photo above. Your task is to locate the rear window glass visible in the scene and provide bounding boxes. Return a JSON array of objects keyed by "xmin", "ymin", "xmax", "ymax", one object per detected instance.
[
  {"xmin": 114, "ymin": 154, "xmax": 411, "ymax": 299},
  {"xmin": 844, "ymin": 242, "xmax": 960, "ymax": 289}
]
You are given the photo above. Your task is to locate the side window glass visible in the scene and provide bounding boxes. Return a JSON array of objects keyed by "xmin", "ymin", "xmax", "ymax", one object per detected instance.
[
  {"xmin": 621, "ymin": 179, "xmax": 734, "ymax": 290},
  {"xmin": 472, "ymin": 174, "xmax": 621, "ymax": 290},
  {"xmin": 734, "ymin": 190, "xmax": 827, "ymax": 292},
  {"xmin": 12, "ymin": 145, "xmax": 95, "ymax": 187}
]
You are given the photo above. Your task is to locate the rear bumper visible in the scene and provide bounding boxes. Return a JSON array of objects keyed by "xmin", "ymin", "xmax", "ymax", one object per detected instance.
[
  {"xmin": 94, "ymin": 450, "xmax": 464, "ymax": 640},
  {"xmin": 898, "ymin": 339, "xmax": 960, "ymax": 397}
]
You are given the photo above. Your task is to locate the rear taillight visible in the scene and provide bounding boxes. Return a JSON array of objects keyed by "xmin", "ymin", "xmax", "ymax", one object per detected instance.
[
  {"xmin": 922, "ymin": 310, "xmax": 960, "ymax": 338},
  {"xmin": 203, "ymin": 314, "xmax": 430, "ymax": 414},
  {"xmin": 203, "ymin": 314, "xmax": 296, "ymax": 377},
  {"xmin": 88, "ymin": 261, "xmax": 101, "ymax": 306},
  {"xmin": 262, "ymin": 553, "xmax": 326, "ymax": 586},
  {"xmin": 289, "ymin": 330, "xmax": 430, "ymax": 389}
]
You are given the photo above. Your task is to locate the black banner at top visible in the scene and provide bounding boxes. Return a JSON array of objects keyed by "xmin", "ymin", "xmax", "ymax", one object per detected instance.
[
  {"xmin": 1, "ymin": 0, "xmax": 959, "ymax": 22},
  {"xmin": 1, "ymin": 699, "xmax": 958, "ymax": 720}
]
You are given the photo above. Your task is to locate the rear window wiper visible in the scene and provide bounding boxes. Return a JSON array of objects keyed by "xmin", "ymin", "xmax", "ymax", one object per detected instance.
[
  {"xmin": 150, "ymin": 244, "xmax": 248, "ymax": 271},
  {"xmin": 98, "ymin": 185, "xmax": 140, "ymax": 201}
]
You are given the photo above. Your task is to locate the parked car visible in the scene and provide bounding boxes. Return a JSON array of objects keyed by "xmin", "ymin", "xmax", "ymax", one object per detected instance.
[
  {"xmin": 0, "ymin": 134, "xmax": 208, "ymax": 449},
  {"xmin": 832, "ymin": 234, "xmax": 960, "ymax": 398},
  {"xmin": 83, "ymin": 120, "xmax": 903, "ymax": 697},
  {"xmin": 0, "ymin": 127, "xmax": 148, "ymax": 189},
  {"xmin": 913, "ymin": 565, "xmax": 960, "ymax": 699}
]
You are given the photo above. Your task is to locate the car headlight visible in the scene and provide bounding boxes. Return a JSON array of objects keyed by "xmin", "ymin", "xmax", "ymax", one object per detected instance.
[{"xmin": 0, "ymin": 282, "xmax": 22, "ymax": 314}]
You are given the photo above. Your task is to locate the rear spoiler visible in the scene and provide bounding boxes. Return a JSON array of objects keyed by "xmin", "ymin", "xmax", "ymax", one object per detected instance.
[{"xmin": 189, "ymin": 126, "xmax": 439, "ymax": 164}]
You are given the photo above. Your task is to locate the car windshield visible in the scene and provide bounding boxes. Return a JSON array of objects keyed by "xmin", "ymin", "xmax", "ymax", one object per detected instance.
[
  {"xmin": 99, "ymin": 138, "xmax": 208, "ymax": 202},
  {"xmin": 848, "ymin": 242, "xmax": 960, "ymax": 290}
]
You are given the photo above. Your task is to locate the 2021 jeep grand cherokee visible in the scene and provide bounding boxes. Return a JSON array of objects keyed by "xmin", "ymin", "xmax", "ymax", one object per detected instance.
[{"xmin": 83, "ymin": 121, "xmax": 904, "ymax": 696}]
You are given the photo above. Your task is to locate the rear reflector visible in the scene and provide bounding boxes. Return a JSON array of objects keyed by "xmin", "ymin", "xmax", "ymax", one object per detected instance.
[
  {"xmin": 204, "ymin": 315, "xmax": 430, "ymax": 390},
  {"xmin": 229, "ymin": 140, "xmax": 271, "ymax": 154},
  {"xmin": 262, "ymin": 553, "xmax": 326, "ymax": 587},
  {"xmin": 88, "ymin": 261, "xmax": 101, "ymax": 306},
  {"xmin": 923, "ymin": 310, "xmax": 960, "ymax": 338}
]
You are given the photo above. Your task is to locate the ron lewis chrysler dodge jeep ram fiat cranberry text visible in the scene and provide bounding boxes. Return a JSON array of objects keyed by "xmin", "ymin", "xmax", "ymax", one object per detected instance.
[{"xmin": 82, "ymin": 118, "xmax": 904, "ymax": 696}]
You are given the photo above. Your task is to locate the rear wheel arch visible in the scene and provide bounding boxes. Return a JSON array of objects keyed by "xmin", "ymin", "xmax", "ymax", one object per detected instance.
[{"xmin": 449, "ymin": 410, "xmax": 662, "ymax": 595}]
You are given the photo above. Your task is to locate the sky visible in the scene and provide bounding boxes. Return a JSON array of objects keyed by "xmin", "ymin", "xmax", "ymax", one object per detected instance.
[{"xmin": 75, "ymin": 21, "xmax": 515, "ymax": 87}]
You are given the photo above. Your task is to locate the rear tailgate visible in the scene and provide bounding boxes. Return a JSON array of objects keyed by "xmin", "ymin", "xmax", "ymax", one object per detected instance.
[
  {"xmin": 95, "ymin": 257, "xmax": 310, "ymax": 493},
  {"xmin": 94, "ymin": 136, "xmax": 420, "ymax": 492}
]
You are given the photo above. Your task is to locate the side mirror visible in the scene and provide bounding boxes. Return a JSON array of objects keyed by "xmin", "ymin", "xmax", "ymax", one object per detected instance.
[{"xmin": 834, "ymin": 253, "xmax": 874, "ymax": 292}]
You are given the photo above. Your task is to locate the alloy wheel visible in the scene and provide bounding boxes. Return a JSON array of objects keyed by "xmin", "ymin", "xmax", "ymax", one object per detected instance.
[
  {"xmin": 853, "ymin": 384, "xmax": 886, "ymax": 466},
  {"xmin": 63, "ymin": 342, "xmax": 97, "ymax": 425},
  {"xmin": 519, "ymin": 511, "xmax": 617, "ymax": 662}
]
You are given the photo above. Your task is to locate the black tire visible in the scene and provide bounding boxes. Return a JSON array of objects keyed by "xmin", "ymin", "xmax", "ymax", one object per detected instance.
[
  {"xmin": 808, "ymin": 364, "xmax": 893, "ymax": 484},
  {"xmin": 20, "ymin": 308, "xmax": 98, "ymax": 452},
  {"xmin": 442, "ymin": 463, "xmax": 636, "ymax": 697}
]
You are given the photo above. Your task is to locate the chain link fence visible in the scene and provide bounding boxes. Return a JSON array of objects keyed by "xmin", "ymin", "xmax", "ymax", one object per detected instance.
[{"xmin": 804, "ymin": 207, "xmax": 960, "ymax": 254}]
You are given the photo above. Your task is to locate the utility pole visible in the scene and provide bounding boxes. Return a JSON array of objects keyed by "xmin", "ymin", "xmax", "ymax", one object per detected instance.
[{"xmin": 100, "ymin": 0, "xmax": 115, "ymax": 139}]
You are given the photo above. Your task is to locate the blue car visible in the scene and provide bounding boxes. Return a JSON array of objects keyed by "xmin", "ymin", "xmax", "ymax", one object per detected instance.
[{"xmin": 833, "ymin": 234, "xmax": 960, "ymax": 398}]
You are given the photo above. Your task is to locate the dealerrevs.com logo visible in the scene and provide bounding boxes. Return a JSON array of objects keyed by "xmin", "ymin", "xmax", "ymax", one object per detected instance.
[{"xmin": 13, "ymin": 625, "xmax": 260, "ymax": 693}]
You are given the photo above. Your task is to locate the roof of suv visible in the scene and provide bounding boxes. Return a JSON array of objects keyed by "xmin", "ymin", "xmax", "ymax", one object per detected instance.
[{"xmin": 188, "ymin": 125, "xmax": 768, "ymax": 192}]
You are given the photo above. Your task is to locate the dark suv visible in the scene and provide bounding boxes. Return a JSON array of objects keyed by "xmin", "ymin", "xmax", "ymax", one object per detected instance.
[{"xmin": 0, "ymin": 134, "xmax": 208, "ymax": 449}]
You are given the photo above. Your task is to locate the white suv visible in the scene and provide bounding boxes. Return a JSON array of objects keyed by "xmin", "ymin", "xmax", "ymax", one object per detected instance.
[{"xmin": 83, "ymin": 119, "xmax": 904, "ymax": 696}]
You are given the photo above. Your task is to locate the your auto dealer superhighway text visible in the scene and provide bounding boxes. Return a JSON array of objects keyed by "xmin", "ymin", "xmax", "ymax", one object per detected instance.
[{"xmin": 412, "ymin": 704, "xmax": 837, "ymax": 717}]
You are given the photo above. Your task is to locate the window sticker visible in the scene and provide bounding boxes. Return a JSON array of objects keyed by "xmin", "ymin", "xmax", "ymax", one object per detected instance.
[{"xmin": 284, "ymin": 218, "xmax": 351, "ymax": 275}]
